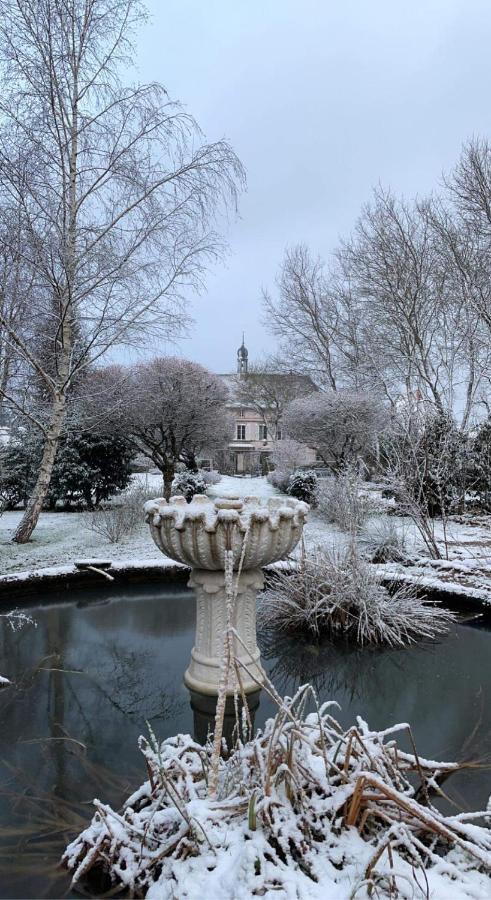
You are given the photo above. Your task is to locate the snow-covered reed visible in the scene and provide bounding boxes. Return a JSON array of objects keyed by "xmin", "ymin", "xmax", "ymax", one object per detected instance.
[
  {"xmin": 360, "ymin": 516, "xmax": 408, "ymax": 563},
  {"xmin": 317, "ymin": 470, "xmax": 377, "ymax": 532},
  {"xmin": 63, "ymin": 681, "xmax": 491, "ymax": 899},
  {"xmin": 258, "ymin": 544, "xmax": 455, "ymax": 645}
]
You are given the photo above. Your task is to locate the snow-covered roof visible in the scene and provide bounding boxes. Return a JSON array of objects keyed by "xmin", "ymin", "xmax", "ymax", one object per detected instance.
[{"xmin": 217, "ymin": 372, "xmax": 317, "ymax": 403}]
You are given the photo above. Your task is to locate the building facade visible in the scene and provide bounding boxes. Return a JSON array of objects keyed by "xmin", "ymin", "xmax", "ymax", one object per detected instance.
[{"xmin": 218, "ymin": 338, "xmax": 317, "ymax": 475}]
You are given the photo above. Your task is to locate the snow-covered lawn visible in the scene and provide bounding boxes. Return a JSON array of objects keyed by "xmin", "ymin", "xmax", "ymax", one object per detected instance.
[
  {"xmin": 0, "ymin": 475, "xmax": 343, "ymax": 578},
  {"xmin": 1, "ymin": 474, "xmax": 491, "ymax": 606}
]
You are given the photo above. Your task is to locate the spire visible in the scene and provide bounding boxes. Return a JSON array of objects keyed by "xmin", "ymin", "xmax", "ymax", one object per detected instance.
[{"xmin": 237, "ymin": 333, "xmax": 248, "ymax": 376}]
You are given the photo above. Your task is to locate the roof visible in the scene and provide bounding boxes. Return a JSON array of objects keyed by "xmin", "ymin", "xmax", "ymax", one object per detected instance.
[{"xmin": 217, "ymin": 372, "xmax": 317, "ymax": 403}]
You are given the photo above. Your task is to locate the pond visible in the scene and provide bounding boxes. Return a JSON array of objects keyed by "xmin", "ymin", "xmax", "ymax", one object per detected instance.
[{"xmin": 1, "ymin": 580, "xmax": 490, "ymax": 898}]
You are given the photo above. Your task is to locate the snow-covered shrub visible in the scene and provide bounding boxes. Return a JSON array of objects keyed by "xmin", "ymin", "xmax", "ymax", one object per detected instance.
[
  {"xmin": 64, "ymin": 682, "xmax": 491, "ymax": 900},
  {"xmin": 0, "ymin": 432, "xmax": 39, "ymax": 508},
  {"xmin": 172, "ymin": 470, "xmax": 207, "ymax": 502},
  {"xmin": 267, "ymin": 440, "xmax": 310, "ymax": 494},
  {"xmin": 468, "ymin": 417, "xmax": 491, "ymax": 511},
  {"xmin": 266, "ymin": 469, "xmax": 290, "ymax": 492},
  {"xmin": 360, "ymin": 517, "xmax": 408, "ymax": 563},
  {"xmin": 269, "ymin": 438, "xmax": 307, "ymax": 475},
  {"xmin": 287, "ymin": 469, "xmax": 318, "ymax": 505},
  {"xmin": 200, "ymin": 469, "xmax": 222, "ymax": 485},
  {"xmin": 383, "ymin": 412, "xmax": 468, "ymax": 518},
  {"xmin": 0, "ymin": 430, "xmax": 134, "ymax": 510},
  {"xmin": 258, "ymin": 544, "xmax": 455, "ymax": 645},
  {"xmin": 317, "ymin": 469, "xmax": 375, "ymax": 531},
  {"xmin": 87, "ymin": 482, "xmax": 150, "ymax": 543},
  {"xmin": 381, "ymin": 412, "xmax": 470, "ymax": 558}
]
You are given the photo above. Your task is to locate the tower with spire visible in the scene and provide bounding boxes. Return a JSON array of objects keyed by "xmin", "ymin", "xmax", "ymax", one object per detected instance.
[{"xmin": 237, "ymin": 333, "xmax": 248, "ymax": 377}]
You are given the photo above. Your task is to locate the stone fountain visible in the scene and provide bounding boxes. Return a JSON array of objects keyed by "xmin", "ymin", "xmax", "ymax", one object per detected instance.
[{"xmin": 144, "ymin": 493, "xmax": 308, "ymax": 695}]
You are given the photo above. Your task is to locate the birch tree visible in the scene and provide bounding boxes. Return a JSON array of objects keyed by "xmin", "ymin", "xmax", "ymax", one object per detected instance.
[{"xmin": 0, "ymin": 0, "xmax": 244, "ymax": 542}]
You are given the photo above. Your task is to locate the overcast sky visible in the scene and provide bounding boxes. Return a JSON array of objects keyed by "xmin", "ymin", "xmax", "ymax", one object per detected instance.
[{"xmin": 134, "ymin": 0, "xmax": 491, "ymax": 374}]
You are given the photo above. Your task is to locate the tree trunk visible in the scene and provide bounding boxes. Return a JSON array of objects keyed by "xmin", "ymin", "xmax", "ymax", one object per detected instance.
[
  {"xmin": 13, "ymin": 395, "xmax": 66, "ymax": 543},
  {"xmin": 163, "ymin": 462, "xmax": 175, "ymax": 501}
]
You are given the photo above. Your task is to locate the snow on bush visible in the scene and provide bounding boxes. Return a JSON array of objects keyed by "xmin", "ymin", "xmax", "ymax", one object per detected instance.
[
  {"xmin": 268, "ymin": 442, "xmax": 317, "ymax": 495},
  {"xmin": 317, "ymin": 469, "xmax": 376, "ymax": 532},
  {"xmin": 87, "ymin": 481, "xmax": 153, "ymax": 544},
  {"xmin": 258, "ymin": 544, "xmax": 455, "ymax": 645},
  {"xmin": 269, "ymin": 438, "xmax": 307, "ymax": 476},
  {"xmin": 172, "ymin": 471, "xmax": 207, "ymax": 503},
  {"xmin": 63, "ymin": 682, "xmax": 491, "ymax": 900},
  {"xmin": 283, "ymin": 390, "xmax": 386, "ymax": 472},
  {"xmin": 287, "ymin": 469, "xmax": 318, "ymax": 505},
  {"xmin": 200, "ymin": 469, "xmax": 222, "ymax": 485},
  {"xmin": 360, "ymin": 517, "xmax": 408, "ymax": 563},
  {"xmin": 266, "ymin": 468, "xmax": 290, "ymax": 492}
]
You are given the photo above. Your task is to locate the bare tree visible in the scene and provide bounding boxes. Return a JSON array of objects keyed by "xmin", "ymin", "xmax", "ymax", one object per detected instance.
[
  {"xmin": 265, "ymin": 186, "xmax": 487, "ymax": 425},
  {"xmin": 0, "ymin": 206, "xmax": 34, "ymax": 425},
  {"xmin": 95, "ymin": 358, "xmax": 232, "ymax": 499},
  {"xmin": 283, "ymin": 390, "xmax": 386, "ymax": 473},
  {"xmin": 0, "ymin": 0, "xmax": 244, "ymax": 542},
  {"xmin": 263, "ymin": 245, "xmax": 343, "ymax": 389}
]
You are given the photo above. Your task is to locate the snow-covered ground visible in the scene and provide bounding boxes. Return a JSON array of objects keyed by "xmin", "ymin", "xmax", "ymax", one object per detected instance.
[
  {"xmin": 0, "ymin": 475, "xmax": 345, "ymax": 578},
  {"xmin": 1, "ymin": 474, "xmax": 491, "ymax": 604}
]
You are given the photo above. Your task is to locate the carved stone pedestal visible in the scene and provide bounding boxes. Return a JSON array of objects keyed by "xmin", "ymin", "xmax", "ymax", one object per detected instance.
[{"xmin": 184, "ymin": 568, "xmax": 264, "ymax": 695}]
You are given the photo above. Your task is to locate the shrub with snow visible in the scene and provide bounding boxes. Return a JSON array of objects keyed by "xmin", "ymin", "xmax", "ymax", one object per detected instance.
[
  {"xmin": 360, "ymin": 516, "xmax": 408, "ymax": 563},
  {"xmin": 266, "ymin": 468, "xmax": 290, "ymax": 492},
  {"xmin": 287, "ymin": 469, "xmax": 318, "ymax": 505},
  {"xmin": 468, "ymin": 416, "xmax": 491, "ymax": 511},
  {"xmin": 172, "ymin": 470, "xmax": 207, "ymax": 503},
  {"xmin": 87, "ymin": 481, "xmax": 152, "ymax": 544},
  {"xmin": 200, "ymin": 469, "xmax": 222, "ymax": 485},
  {"xmin": 258, "ymin": 544, "xmax": 455, "ymax": 645},
  {"xmin": 0, "ymin": 430, "xmax": 134, "ymax": 510},
  {"xmin": 317, "ymin": 469, "xmax": 376, "ymax": 531}
]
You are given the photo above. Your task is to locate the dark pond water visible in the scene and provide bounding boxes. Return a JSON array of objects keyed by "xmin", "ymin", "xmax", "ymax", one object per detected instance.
[{"xmin": 0, "ymin": 581, "xmax": 490, "ymax": 898}]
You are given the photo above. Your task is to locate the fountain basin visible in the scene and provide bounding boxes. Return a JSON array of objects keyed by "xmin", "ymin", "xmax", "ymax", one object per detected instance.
[{"xmin": 144, "ymin": 494, "xmax": 309, "ymax": 570}]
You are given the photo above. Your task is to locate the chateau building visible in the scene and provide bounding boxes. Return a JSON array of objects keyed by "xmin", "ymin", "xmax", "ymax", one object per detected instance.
[{"xmin": 218, "ymin": 337, "xmax": 317, "ymax": 474}]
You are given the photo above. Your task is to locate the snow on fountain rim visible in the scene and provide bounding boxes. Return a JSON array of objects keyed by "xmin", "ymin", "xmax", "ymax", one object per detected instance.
[{"xmin": 144, "ymin": 494, "xmax": 309, "ymax": 533}]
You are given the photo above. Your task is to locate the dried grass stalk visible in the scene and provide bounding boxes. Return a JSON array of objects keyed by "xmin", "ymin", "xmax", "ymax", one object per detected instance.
[{"xmin": 63, "ymin": 680, "xmax": 491, "ymax": 899}]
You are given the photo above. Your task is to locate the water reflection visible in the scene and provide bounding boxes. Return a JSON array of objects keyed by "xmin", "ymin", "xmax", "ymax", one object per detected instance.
[
  {"xmin": 259, "ymin": 626, "xmax": 406, "ymax": 701},
  {"xmin": 188, "ymin": 688, "xmax": 261, "ymax": 746}
]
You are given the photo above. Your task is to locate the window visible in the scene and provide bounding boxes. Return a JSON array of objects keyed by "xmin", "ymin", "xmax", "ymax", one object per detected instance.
[
  {"xmin": 236, "ymin": 424, "xmax": 246, "ymax": 440},
  {"xmin": 258, "ymin": 424, "xmax": 268, "ymax": 441},
  {"xmin": 276, "ymin": 427, "xmax": 282, "ymax": 440},
  {"xmin": 238, "ymin": 408, "xmax": 245, "ymax": 418}
]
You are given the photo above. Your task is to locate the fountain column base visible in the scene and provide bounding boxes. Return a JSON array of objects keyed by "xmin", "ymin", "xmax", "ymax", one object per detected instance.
[{"xmin": 184, "ymin": 568, "xmax": 264, "ymax": 695}]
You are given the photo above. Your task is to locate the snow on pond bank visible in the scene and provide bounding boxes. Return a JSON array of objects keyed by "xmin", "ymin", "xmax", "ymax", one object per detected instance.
[
  {"xmin": 2, "ymin": 475, "xmax": 491, "ymax": 607},
  {"xmin": 0, "ymin": 475, "xmax": 344, "ymax": 577}
]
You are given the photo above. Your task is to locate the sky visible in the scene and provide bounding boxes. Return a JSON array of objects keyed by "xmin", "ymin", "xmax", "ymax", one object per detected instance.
[{"xmin": 134, "ymin": 0, "xmax": 491, "ymax": 374}]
